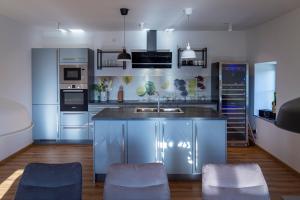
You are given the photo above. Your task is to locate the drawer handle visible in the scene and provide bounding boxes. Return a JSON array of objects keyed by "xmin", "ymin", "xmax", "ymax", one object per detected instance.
[
  {"xmin": 63, "ymin": 126, "xmax": 87, "ymax": 129},
  {"xmin": 63, "ymin": 112, "xmax": 86, "ymax": 115}
]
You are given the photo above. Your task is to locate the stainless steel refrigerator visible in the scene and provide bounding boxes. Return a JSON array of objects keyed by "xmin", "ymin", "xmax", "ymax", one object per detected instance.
[{"xmin": 32, "ymin": 48, "xmax": 59, "ymax": 140}]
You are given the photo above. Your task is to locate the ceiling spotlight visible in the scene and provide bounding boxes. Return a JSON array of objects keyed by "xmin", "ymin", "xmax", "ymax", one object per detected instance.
[
  {"xmin": 139, "ymin": 22, "xmax": 150, "ymax": 31},
  {"xmin": 227, "ymin": 23, "xmax": 233, "ymax": 32},
  {"xmin": 165, "ymin": 28, "xmax": 175, "ymax": 32},
  {"xmin": 58, "ymin": 28, "xmax": 67, "ymax": 33},
  {"xmin": 56, "ymin": 22, "xmax": 67, "ymax": 33},
  {"xmin": 69, "ymin": 29, "xmax": 85, "ymax": 33}
]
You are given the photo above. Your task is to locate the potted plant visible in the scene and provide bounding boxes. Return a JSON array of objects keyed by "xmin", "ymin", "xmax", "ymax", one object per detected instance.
[{"xmin": 93, "ymin": 79, "xmax": 106, "ymax": 101}]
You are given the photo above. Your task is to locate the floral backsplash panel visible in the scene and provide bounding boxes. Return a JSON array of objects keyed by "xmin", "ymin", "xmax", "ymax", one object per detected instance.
[{"xmin": 93, "ymin": 75, "xmax": 211, "ymax": 101}]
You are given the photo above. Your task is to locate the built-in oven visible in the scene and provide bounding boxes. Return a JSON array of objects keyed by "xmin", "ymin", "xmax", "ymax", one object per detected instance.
[
  {"xmin": 60, "ymin": 64, "xmax": 88, "ymax": 84},
  {"xmin": 60, "ymin": 84, "xmax": 88, "ymax": 111}
]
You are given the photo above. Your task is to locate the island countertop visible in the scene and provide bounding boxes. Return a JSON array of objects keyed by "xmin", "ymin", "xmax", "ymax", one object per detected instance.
[{"xmin": 92, "ymin": 107, "xmax": 226, "ymax": 120}]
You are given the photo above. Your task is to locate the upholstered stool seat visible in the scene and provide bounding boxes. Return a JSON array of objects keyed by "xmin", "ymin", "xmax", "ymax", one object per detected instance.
[
  {"xmin": 202, "ymin": 163, "xmax": 270, "ymax": 200},
  {"xmin": 15, "ymin": 162, "xmax": 82, "ymax": 200},
  {"xmin": 104, "ymin": 163, "xmax": 170, "ymax": 200}
]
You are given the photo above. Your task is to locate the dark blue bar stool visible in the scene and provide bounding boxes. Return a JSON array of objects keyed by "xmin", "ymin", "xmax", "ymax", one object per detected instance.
[{"xmin": 15, "ymin": 162, "xmax": 82, "ymax": 200}]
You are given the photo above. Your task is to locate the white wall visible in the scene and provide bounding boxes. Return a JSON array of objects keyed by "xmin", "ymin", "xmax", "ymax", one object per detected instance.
[
  {"xmin": 256, "ymin": 118, "xmax": 300, "ymax": 172},
  {"xmin": 0, "ymin": 15, "xmax": 36, "ymax": 160},
  {"xmin": 35, "ymin": 29, "xmax": 247, "ymax": 100},
  {"xmin": 247, "ymin": 8, "xmax": 300, "ymax": 172},
  {"xmin": 36, "ymin": 30, "xmax": 248, "ymax": 77},
  {"xmin": 0, "ymin": 15, "xmax": 37, "ymax": 115},
  {"xmin": 254, "ymin": 62, "xmax": 276, "ymax": 116}
]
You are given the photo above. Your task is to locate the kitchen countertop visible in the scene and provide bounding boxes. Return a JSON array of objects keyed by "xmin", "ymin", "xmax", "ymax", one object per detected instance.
[
  {"xmin": 92, "ymin": 107, "xmax": 226, "ymax": 120},
  {"xmin": 89, "ymin": 100, "xmax": 218, "ymax": 106}
]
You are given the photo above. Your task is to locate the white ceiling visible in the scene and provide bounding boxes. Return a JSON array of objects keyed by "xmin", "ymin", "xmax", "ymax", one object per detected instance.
[{"xmin": 0, "ymin": 0, "xmax": 300, "ymax": 31}]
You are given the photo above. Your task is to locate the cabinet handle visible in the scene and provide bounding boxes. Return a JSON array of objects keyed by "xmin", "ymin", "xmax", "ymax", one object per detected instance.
[
  {"xmin": 62, "ymin": 90, "xmax": 84, "ymax": 92},
  {"xmin": 195, "ymin": 124, "xmax": 198, "ymax": 172},
  {"xmin": 63, "ymin": 126, "xmax": 87, "ymax": 129},
  {"xmin": 162, "ymin": 124, "xmax": 165, "ymax": 163},
  {"xmin": 122, "ymin": 124, "xmax": 125, "ymax": 163},
  {"xmin": 155, "ymin": 123, "xmax": 158, "ymax": 162}
]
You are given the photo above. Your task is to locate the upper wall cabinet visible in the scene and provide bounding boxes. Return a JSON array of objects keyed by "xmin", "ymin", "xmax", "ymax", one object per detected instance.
[
  {"xmin": 96, "ymin": 49, "xmax": 126, "ymax": 70},
  {"xmin": 32, "ymin": 48, "xmax": 59, "ymax": 105},
  {"xmin": 59, "ymin": 48, "xmax": 88, "ymax": 63}
]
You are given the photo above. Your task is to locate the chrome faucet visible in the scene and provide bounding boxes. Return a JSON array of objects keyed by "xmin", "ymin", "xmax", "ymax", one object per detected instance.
[{"xmin": 155, "ymin": 91, "xmax": 160, "ymax": 113}]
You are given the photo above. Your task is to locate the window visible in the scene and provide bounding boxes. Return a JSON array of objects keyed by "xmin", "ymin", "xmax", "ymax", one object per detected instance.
[{"xmin": 254, "ymin": 61, "xmax": 277, "ymax": 116}]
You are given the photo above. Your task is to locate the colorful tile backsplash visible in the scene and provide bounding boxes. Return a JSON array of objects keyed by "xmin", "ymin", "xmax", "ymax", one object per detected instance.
[{"xmin": 93, "ymin": 75, "xmax": 211, "ymax": 101}]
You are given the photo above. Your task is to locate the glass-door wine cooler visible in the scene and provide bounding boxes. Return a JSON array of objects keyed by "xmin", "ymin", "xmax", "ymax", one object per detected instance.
[{"xmin": 211, "ymin": 62, "xmax": 249, "ymax": 146}]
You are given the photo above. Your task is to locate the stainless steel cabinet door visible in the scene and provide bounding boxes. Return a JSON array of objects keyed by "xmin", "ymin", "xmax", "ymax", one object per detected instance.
[
  {"xmin": 59, "ymin": 48, "xmax": 88, "ymax": 63},
  {"xmin": 32, "ymin": 105, "xmax": 59, "ymax": 140},
  {"xmin": 60, "ymin": 112, "xmax": 89, "ymax": 126},
  {"xmin": 88, "ymin": 106, "xmax": 104, "ymax": 140},
  {"xmin": 60, "ymin": 126, "xmax": 89, "ymax": 140},
  {"xmin": 194, "ymin": 120, "xmax": 227, "ymax": 173},
  {"xmin": 32, "ymin": 48, "xmax": 58, "ymax": 104},
  {"xmin": 94, "ymin": 121, "xmax": 126, "ymax": 174},
  {"xmin": 161, "ymin": 120, "xmax": 193, "ymax": 174},
  {"xmin": 127, "ymin": 120, "xmax": 158, "ymax": 163}
]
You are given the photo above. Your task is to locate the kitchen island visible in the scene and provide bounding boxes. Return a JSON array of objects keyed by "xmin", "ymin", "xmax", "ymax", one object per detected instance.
[{"xmin": 92, "ymin": 107, "xmax": 227, "ymax": 181}]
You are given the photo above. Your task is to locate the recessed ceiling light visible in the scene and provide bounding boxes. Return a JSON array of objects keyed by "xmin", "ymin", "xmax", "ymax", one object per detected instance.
[
  {"xmin": 165, "ymin": 28, "xmax": 175, "ymax": 32},
  {"xmin": 69, "ymin": 29, "xmax": 85, "ymax": 33},
  {"xmin": 143, "ymin": 28, "xmax": 150, "ymax": 31}
]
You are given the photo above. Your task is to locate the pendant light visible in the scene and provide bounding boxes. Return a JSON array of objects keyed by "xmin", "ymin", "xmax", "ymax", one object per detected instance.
[
  {"xmin": 117, "ymin": 8, "xmax": 131, "ymax": 62},
  {"xmin": 181, "ymin": 8, "xmax": 196, "ymax": 60}
]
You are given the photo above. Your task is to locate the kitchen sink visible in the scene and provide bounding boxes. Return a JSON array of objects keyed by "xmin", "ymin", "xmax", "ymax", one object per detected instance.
[{"xmin": 135, "ymin": 107, "xmax": 184, "ymax": 113}]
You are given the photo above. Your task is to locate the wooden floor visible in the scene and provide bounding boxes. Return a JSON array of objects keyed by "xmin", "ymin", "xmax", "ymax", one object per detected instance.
[{"xmin": 0, "ymin": 144, "xmax": 299, "ymax": 200}]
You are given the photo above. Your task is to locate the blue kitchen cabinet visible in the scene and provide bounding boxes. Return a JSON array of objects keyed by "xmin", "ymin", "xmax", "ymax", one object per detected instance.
[
  {"xmin": 94, "ymin": 120, "xmax": 127, "ymax": 174},
  {"xmin": 59, "ymin": 48, "xmax": 88, "ymax": 63},
  {"xmin": 60, "ymin": 112, "xmax": 89, "ymax": 140},
  {"xmin": 32, "ymin": 48, "xmax": 59, "ymax": 140},
  {"xmin": 194, "ymin": 120, "xmax": 227, "ymax": 173},
  {"xmin": 60, "ymin": 126, "xmax": 89, "ymax": 140},
  {"xmin": 127, "ymin": 120, "xmax": 158, "ymax": 163},
  {"xmin": 161, "ymin": 120, "xmax": 193, "ymax": 174},
  {"xmin": 32, "ymin": 48, "xmax": 59, "ymax": 105},
  {"xmin": 32, "ymin": 105, "xmax": 59, "ymax": 140}
]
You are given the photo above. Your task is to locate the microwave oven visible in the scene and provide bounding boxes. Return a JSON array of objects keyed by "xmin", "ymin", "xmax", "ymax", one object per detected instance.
[{"xmin": 60, "ymin": 64, "xmax": 88, "ymax": 84}]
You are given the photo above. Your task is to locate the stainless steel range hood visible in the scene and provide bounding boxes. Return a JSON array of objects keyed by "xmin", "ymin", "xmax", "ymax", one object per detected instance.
[
  {"xmin": 132, "ymin": 30, "xmax": 172, "ymax": 68},
  {"xmin": 147, "ymin": 30, "xmax": 157, "ymax": 51},
  {"xmin": 276, "ymin": 97, "xmax": 300, "ymax": 133}
]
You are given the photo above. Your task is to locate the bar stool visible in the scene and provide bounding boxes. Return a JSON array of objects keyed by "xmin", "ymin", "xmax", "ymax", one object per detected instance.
[
  {"xmin": 15, "ymin": 162, "xmax": 82, "ymax": 200},
  {"xmin": 104, "ymin": 163, "xmax": 170, "ymax": 200},
  {"xmin": 202, "ymin": 163, "xmax": 270, "ymax": 200}
]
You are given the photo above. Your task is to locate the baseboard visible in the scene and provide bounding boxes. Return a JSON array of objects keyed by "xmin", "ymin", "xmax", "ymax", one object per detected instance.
[
  {"xmin": 255, "ymin": 144, "xmax": 300, "ymax": 175},
  {"xmin": 0, "ymin": 143, "xmax": 32, "ymax": 165}
]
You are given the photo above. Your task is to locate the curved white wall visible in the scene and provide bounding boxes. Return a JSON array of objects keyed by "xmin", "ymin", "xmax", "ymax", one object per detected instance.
[
  {"xmin": 247, "ymin": 8, "xmax": 300, "ymax": 172},
  {"xmin": 0, "ymin": 15, "xmax": 36, "ymax": 161}
]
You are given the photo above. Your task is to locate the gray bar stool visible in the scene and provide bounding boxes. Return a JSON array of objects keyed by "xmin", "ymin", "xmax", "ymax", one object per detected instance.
[
  {"xmin": 202, "ymin": 163, "xmax": 270, "ymax": 200},
  {"xmin": 104, "ymin": 163, "xmax": 170, "ymax": 200}
]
